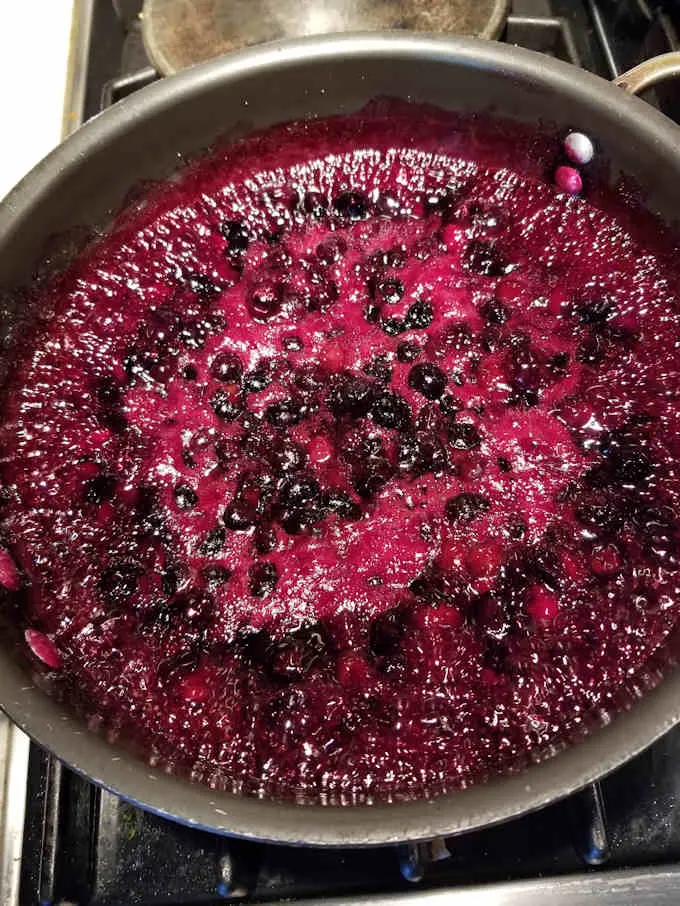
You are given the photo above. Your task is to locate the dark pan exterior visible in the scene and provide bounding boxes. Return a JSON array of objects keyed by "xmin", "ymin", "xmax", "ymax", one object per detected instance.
[{"xmin": 1, "ymin": 34, "xmax": 680, "ymax": 846}]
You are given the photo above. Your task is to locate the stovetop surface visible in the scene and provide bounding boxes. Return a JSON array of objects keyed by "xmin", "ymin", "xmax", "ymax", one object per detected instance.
[{"xmin": 15, "ymin": 1, "xmax": 680, "ymax": 904}]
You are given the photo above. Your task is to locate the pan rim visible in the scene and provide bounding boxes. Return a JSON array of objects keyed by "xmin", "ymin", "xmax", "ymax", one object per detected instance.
[{"xmin": 2, "ymin": 31, "xmax": 680, "ymax": 845}]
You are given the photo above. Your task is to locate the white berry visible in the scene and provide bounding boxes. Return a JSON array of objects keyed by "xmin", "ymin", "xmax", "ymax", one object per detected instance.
[{"xmin": 564, "ymin": 132, "xmax": 594, "ymax": 166}]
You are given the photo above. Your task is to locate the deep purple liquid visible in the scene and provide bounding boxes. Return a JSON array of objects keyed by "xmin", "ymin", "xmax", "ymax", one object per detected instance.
[{"xmin": 1, "ymin": 104, "xmax": 679, "ymax": 804}]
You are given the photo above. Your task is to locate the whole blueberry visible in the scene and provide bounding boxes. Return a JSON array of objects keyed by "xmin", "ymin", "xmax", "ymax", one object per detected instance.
[{"xmin": 408, "ymin": 363, "xmax": 448, "ymax": 400}]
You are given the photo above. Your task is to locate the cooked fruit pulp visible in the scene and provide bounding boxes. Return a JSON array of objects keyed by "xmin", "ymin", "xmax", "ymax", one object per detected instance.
[{"xmin": 1, "ymin": 104, "xmax": 680, "ymax": 804}]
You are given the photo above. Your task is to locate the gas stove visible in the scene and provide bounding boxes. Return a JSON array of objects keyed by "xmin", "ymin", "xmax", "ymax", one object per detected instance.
[{"xmin": 4, "ymin": 1, "xmax": 680, "ymax": 904}]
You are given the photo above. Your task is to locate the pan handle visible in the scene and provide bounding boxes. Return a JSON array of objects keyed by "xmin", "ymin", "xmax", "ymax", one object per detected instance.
[{"xmin": 614, "ymin": 51, "xmax": 680, "ymax": 95}]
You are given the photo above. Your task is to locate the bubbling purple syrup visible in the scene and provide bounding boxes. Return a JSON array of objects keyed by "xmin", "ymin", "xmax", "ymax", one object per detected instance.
[{"xmin": 1, "ymin": 102, "xmax": 679, "ymax": 804}]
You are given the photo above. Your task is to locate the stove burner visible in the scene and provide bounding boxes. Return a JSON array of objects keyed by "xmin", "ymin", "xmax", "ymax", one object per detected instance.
[{"xmin": 141, "ymin": 0, "xmax": 509, "ymax": 75}]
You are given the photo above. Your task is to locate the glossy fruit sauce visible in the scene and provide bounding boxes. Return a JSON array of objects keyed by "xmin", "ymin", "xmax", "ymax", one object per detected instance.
[{"xmin": 1, "ymin": 102, "xmax": 679, "ymax": 805}]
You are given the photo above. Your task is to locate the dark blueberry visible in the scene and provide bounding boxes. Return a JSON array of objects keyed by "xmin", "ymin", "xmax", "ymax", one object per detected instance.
[
  {"xmin": 422, "ymin": 436, "xmax": 450, "ymax": 476},
  {"xmin": 396, "ymin": 340, "xmax": 421, "ymax": 363},
  {"xmin": 352, "ymin": 460, "xmax": 394, "ymax": 500},
  {"xmin": 408, "ymin": 362, "xmax": 448, "ymax": 400},
  {"xmin": 505, "ymin": 515, "xmax": 527, "ymax": 540},
  {"xmin": 375, "ymin": 193, "xmax": 401, "ymax": 216},
  {"xmin": 481, "ymin": 325, "xmax": 503, "ymax": 354},
  {"xmin": 210, "ymin": 387, "xmax": 243, "ymax": 421},
  {"xmin": 236, "ymin": 626, "xmax": 271, "ymax": 667},
  {"xmin": 265, "ymin": 398, "xmax": 306, "ymax": 428},
  {"xmin": 277, "ymin": 474, "xmax": 323, "ymax": 534},
  {"xmin": 442, "ymin": 322, "xmax": 474, "ymax": 353},
  {"xmin": 265, "ymin": 622, "xmax": 328, "ymax": 682},
  {"xmin": 199, "ymin": 525, "xmax": 225, "ymax": 555},
  {"xmin": 266, "ymin": 439, "xmax": 307, "ymax": 474},
  {"xmin": 174, "ymin": 483, "xmax": 198, "ymax": 510},
  {"xmin": 497, "ymin": 456, "xmax": 512, "ymax": 473},
  {"xmin": 416, "ymin": 402, "xmax": 448, "ymax": 437},
  {"xmin": 161, "ymin": 565, "xmax": 182, "ymax": 597},
  {"xmin": 409, "ymin": 566, "xmax": 461, "ymax": 603},
  {"xmin": 397, "ymin": 433, "xmax": 419, "ymax": 472},
  {"xmin": 547, "ymin": 352, "xmax": 569, "ymax": 375},
  {"xmin": 322, "ymin": 489, "xmax": 362, "ymax": 521},
  {"xmin": 363, "ymin": 301, "xmax": 381, "ymax": 324},
  {"xmin": 95, "ymin": 376, "xmax": 122, "ymax": 407},
  {"xmin": 326, "ymin": 374, "xmax": 376, "ymax": 418},
  {"xmin": 243, "ymin": 367, "xmax": 272, "ymax": 393},
  {"xmin": 380, "ymin": 316, "xmax": 405, "ymax": 337},
  {"xmin": 387, "ymin": 246, "xmax": 407, "ymax": 268},
  {"xmin": 254, "ymin": 524, "xmax": 278, "ymax": 554},
  {"xmin": 308, "ymin": 277, "xmax": 339, "ymax": 313},
  {"xmin": 371, "ymin": 391, "xmax": 411, "ymax": 431},
  {"xmin": 333, "ymin": 191, "xmax": 369, "ymax": 221},
  {"xmin": 576, "ymin": 299, "xmax": 615, "ymax": 325},
  {"xmin": 480, "ymin": 298, "xmax": 510, "ymax": 324},
  {"xmin": 209, "ymin": 351, "xmax": 243, "ymax": 383},
  {"xmin": 178, "ymin": 318, "xmax": 207, "ymax": 350},
  {"xmin": 576, "ymin": 332, "xmax": 606, "ymax": 366},
  {"xmin": 508, "ymin": 334, "xmax": 543, "ymax": 407},
  {"xmin": 404, "ymin": 299, "xmax": 434, "ymax": 330},
  {"xmin": 223, "ymin": 503, "xmax": 256, "ymax": 532},
  {"xmin": 282, "ymin": 336, "xmax": 304, "ymax": 353},
  {"xmin": 99, "ymin": 562, "xmax": 141, "ymax": 603},
  {"xmin": 362, "ymin": 355, "xmax": 392, "ymax": 384},
  {"xmin": 278, "ymin": 474, "xmax": 321, "ymax": 510},
  {"xmin": 200, "ymin": 564, "xmax": 232, "ymax": 589},
  {"xmin": 156, "ymin": 648, "xmax": 200, "ymax": 688},
  {"xmin": 220, "ymin": 219, "xmax": 249, "ymax": 255},
  {"xmin": 249, "ymin": 561, "xmax": 279, "ymax": 598},
  {"xmin": 98, "ymin": 399, "xmax": 128, "ymax": 433},
  {"xmin": 302, "ymin": 192, "xmax": 328, "ymax": 219},
  {"xmin": 372, "ymin": 277, "xmax": 404, "ymax": 305},
  {"xmin": 346, "ymin": 435, "xmax": 395, "ymax": 500},
  {"xmin": 369, "ymin": 606, "xmax": 408, "ymax": 667},
  {"xmin": 445, "ymin": 492, "xmax": 490, "ymax": 523},
  {"xmin": 439, "ymin": 394, "xmax": 462, "ymax": 418},
  {"xmin": 315, "ymin": 235, "xmax": 347, "ymax": 265},
  {"xmin": 248, "ymin": 279, "xmax": 283, "ymax": 321},
  {"xmin": 465, "ymin": 239, "xmax": 509, "ymax": 277},
  {"xmin": 575, "ymin": 503, "xmax": 623, "ymax": 534},
  {"xmin": 471, "ymin": 593, "xmax": 515, "ymax": 644},
  {"xmin": 635, "ymin": 506, "xmax": 677, "ymax": 557},
  {"xmin": 608, "ymin": 446, "xmax": 652, "ymax": 485},
  {"xmin": 83, "ymin": 473, "xmax": 117, "ymax": 505},
  {"xmin": 223, "ymin": 475, "xmax": 270, "ymax": 531},
  {"xmin": 423, "ymin": 186, "xmax": 464, "ymax": 222},
  {"xmin": 504, "ymin": 546, "xmax": 559, "ymax": 592},
  {"xmin": 182, "ymin": 364, "xmax": 198, "ymax": 381},
  {"xmin": 186, "ymin": 273, "xmax": 221, "ymax": 300}
]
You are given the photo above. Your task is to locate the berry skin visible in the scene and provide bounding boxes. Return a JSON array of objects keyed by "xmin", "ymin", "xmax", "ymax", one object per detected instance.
[{"xmin": 25, "ymin": 629, "xmax": 62, "ymax": 669}]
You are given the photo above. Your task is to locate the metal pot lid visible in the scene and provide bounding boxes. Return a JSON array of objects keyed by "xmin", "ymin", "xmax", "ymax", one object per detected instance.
[{"xmin": 141, "ymin": 0, "xmax": 509, "ymax": 75}]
